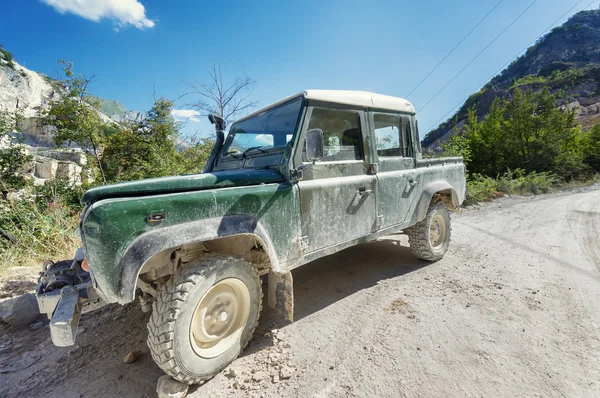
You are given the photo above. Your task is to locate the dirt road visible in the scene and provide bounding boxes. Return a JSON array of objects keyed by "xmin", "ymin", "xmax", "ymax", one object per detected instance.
[{"xmin": 2, "ymin": 188, "xmax": 600, "ymax": 397}]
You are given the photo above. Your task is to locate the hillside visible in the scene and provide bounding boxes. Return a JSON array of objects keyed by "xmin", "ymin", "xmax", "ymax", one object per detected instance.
[
  {"xmin": 423, "ymin": 9, "xmax": 600, "ymax": 150},
  {"xmin": 98, "ymin": 98, "xmax": 143, "ymax": 123}
]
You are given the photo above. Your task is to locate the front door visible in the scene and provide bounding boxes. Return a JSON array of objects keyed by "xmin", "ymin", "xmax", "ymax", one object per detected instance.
[{"xmin": 296, "ymin": 106, "xmax": 377, "ymax": 253}]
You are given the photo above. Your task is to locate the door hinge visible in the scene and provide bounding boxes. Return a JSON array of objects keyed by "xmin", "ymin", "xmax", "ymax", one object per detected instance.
[
  {"xmin": 370, "ymin": 163, "xmax": 379, "ymax": 174},
  {"xmin": 376, "ymin": 215, "xmax": 384, "ymax": 229},
  {"xmin": 298, "ymin": 236, "xmax": 310, "ymax": 251}
]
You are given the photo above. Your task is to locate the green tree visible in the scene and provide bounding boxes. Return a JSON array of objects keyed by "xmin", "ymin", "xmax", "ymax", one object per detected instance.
[
  {"xmin": 583, "ymin": 124, "xmax": 600, "ymax": 172},
  {"xmin": 460, "ymin": 88, "xmax": 585, "ymax": 180},
  {"xmin": 440, "ymin": 121, "xmax": 472, "ymax": 166},
  {"xmin": 0, "ymin": 109, "xmax": 30, "ymax": 190},
  {"xmin": 102, "ymin": 98, "xmax": 193, "ymax": 182},
  {"xmin": 41, "ymin": 60, "xmax": 108, "ymax": 184},
  {"xmin": 178, "ymin": 135, "xmax": 215, "ymax": 174}
]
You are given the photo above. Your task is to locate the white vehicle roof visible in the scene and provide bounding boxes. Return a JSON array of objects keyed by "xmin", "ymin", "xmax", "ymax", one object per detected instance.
[
  {"xmin": 235, "ymin": 90, "xmax": 415, "ymax": 124},
  {"xmin": 303, "ymin": 90, "xmax": 415, "ymax": 114}
]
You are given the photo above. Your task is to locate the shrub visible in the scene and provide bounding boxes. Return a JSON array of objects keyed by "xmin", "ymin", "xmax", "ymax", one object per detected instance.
[
  {"xmin": 0, "ymin": 182, "xmax": 83, "ymax": 271},
  {"xmin": 465, "ymin": 174, "xmax": 499, "ymax": 204},
  {"xmin": 0, "ymin": 197, "xmax": 80, "ymax": 270},
  {"xmin": 0, "ymin": 48, "xmax": 15, "ymax": 69},
  {"xmin": 496, "ymin": 169, "xmax": 556, "ymax": 195}
]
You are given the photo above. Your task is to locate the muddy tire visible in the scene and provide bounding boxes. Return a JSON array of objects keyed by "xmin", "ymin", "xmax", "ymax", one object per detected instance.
[
  {"xmin": 406, "ymin": 202, "xmax": 451, "ymax": 262},
  {"xmin": 147, "ymin": 255, "xmax": 262, "ymax": 385}
]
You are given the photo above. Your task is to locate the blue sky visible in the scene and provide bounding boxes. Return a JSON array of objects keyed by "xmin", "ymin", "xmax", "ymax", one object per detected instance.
[{"xmin": 2, "ymin": 0, "xmax": 599, "ymax": 139}]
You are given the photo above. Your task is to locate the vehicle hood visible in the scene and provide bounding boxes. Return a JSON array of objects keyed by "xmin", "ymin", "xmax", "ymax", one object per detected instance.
[{"xmin": 81, "ymin": 169, "xmax": 285, "ymax": 205}]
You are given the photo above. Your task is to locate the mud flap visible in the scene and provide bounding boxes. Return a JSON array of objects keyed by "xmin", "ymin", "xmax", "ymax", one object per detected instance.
[
  {"xmin": 268, "ymin": 270, "xmax": 294, "ymax": 322},
  {"xmin": 49, "ymin": 286, "xmax": 83, "ymax": 347}
]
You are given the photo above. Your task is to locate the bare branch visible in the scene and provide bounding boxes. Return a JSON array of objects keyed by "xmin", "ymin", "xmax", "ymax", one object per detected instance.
[{"xmin": 182, "ymin": 62, "xmax": 257, "ymax": 125}]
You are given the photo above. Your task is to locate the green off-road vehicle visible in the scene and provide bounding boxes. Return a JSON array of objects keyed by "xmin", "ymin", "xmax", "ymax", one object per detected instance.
[{"xmin": 36, "ymin": 90, "xmax": 465, "ymax": 384}]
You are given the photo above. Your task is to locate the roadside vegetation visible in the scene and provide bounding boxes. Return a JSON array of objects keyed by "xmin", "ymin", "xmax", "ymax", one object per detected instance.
[
  {"xmin": 0, "ymin": 60, "xmax": 227, "ymax": 273},
  {"xmin": 440, "ymin": 88, "xmax": 600, "ymax": 204}
]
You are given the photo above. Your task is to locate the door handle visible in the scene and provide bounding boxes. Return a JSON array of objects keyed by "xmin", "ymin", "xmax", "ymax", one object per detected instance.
[
  {"xmin": 358, "ymin": 189, "xmax": 373, "ymax": 196},
  {"xmin": 408, "ymin": 179, "xmax": 418, "ymax": 186}
]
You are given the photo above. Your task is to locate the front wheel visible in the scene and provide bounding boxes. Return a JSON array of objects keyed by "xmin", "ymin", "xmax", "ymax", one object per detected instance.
[
  {"xmin": 147, "ymin": 255, "xmax": 262, "ymax": 385},
  {"xmin": 406, "ymin": 202, "xmax": 451, "ymax": 261}
]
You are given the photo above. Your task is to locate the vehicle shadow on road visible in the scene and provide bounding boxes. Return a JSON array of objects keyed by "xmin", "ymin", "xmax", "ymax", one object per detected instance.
[
  {"xmin": 293, "ymin": 236, "xmax": 431, "ymax": 321},
  {"xmin": 291, "ymin": 237, "xmax": 429, "ymax": 322},
  {"xmin": 242, "ymin": 236, "xmax": 429, "ymax": 358}
]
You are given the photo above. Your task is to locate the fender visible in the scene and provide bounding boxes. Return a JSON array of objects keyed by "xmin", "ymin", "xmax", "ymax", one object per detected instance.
[
  {"xmin": 115, "ymin": 215, "xmax": 279, "ymax": 304},
  {"xmin": 409, "ymin": 181, "xmax": 459, "ymax": 225}
]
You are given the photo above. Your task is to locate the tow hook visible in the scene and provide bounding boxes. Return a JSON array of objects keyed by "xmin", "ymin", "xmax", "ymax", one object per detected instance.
[
  {"xmin": 49, "ymin": 285, "xmax": 83, "ymax": 347},
  {"xmin": 36, "ymin": 251, "xmax": 105, "ymax": 347}
]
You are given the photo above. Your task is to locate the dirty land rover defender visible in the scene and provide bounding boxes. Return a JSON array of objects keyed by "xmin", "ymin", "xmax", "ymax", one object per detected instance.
[{"xmin": 36, "ymin": 90, "xmax": 466, "ymax": 384}]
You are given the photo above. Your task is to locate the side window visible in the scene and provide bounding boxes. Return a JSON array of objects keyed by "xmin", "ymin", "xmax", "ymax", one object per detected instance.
[
  {"xmin": 305, "ymin": 108, "xmax": 363, "ymax": 162},
  {"xmin": 374, "ymin": 113, "xmax": 413, "ymax": 157}
]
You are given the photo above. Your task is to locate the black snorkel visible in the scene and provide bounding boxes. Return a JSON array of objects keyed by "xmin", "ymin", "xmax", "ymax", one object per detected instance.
[{"xmin": 203, "ymin": 114, "xmax": 226, "ymax": 173}]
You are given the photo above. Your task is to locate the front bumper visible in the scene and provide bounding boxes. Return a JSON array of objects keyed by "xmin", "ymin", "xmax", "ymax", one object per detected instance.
[{"xmin": 36, "ymin": 258, "xmax": 106, "ymax": 347}]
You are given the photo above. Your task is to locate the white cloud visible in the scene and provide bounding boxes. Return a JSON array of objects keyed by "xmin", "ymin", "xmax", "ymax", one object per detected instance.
[
  {"xmin": 42, "ymin": 0, "xmax": 155, "ymax": 29},
  {"xmin": 171, "ymin": 109, "xmax": 201, "ymax": 123}
]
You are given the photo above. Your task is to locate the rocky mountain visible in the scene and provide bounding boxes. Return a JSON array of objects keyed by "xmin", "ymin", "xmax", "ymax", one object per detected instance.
[
  {"xmin": 0, "ymin": 48, "xmax": 140, "ymax": 146},
  {"xmin": 423, "ymin": 9, "xmax": 600, "ymax": 150},
  {"xmin": 98, "ymin": 98, "xmax": 143, "ymax": 123}
]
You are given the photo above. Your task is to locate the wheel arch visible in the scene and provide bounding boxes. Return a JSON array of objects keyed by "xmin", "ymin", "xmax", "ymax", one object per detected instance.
[
  {"xmin": 410, "ymin": 181, "xmax": 459, "ymax": 225},
  {"xmin": 116, "ymin": 215, "xmax": 279, "ymax": 304}
]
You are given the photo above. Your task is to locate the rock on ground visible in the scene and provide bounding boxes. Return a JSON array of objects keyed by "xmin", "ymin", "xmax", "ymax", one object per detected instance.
[
  {"xmin": 156, "ymin": 375, "xmax": 189, "ymax": 398},
  {"xmin": 0, "ymin": 293, "xmax": 39, "ymax": 328}
]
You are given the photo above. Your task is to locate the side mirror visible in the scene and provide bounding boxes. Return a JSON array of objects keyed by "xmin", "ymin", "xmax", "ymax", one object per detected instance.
[{"xmin": 305, "ymin": 129, "xmax": 324, "ymax": 163}]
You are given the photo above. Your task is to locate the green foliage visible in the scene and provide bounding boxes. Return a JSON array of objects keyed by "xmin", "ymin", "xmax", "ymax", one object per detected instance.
[
  {"xmin": 466, "ymin": 174, "xmax": 499, "ymax": 204},
  {"xmin": 0, "ymin": 185, "xmax": 80, "ymax": 268},
  {"xmin": 102, "ymin": 98, "xmax": 180, "ymax": 181},
  {"xmin": 0, "ymin": 109, "xmax": 31, "ymax": 190},
  {"xmin": 465, "ymin": 169, "xmax": 558, "ymax": 205},
  {"xmin": 440, "ymin": 130, "xmax": 472, "ymax": 164},
  {"xmin": 496, "ymin": 169, "xmax": 556, "ymax": 195},
  {"xmin": 41, "ymin": 60, "xmax": 108, "ymax": 183},
  {"xmin": 460, "ymin": 88, "xmax": 591, "ymax": 181},
  {"xmin": 102, "ymin": 98, "xmax": 214, "ymax": 182},
  {"xmin": 0, "ymin": 44, "xmax": 15, "ymax": 69},
  {"xmin": 509, "ymin": 74, "xmax": 547, "ymax": 88},
  {"xmin": 583, "ymin": 124, "xmax": 600, "ymax": 171},
  {"xmin": 178, "ymin": 136, "xmax": 215, "ymax": 174}
]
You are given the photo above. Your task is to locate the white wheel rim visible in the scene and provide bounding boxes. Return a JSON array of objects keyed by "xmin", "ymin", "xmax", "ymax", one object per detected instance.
[
  {"xmin": 190, "ymin": 278, "xmax": 251, "ymax": 359},
  {"xmin": 429, "ymin": 213, "xmax": 447, "ymax": 249}
]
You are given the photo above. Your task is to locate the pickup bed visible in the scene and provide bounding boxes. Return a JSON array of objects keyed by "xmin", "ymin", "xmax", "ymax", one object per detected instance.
[{"xmin": 36, "ymin": 90, "xmax": 465, "ymax": 385}]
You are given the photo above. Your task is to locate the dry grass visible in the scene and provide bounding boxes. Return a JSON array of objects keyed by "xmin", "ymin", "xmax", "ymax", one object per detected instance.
[{"xmin": 0, "ymin": 198, "xmax": 80, "ymax": 278}]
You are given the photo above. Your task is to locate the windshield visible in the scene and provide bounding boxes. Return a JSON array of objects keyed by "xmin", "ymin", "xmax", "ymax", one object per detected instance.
[{"xmin": 222, "ymin": 98, "xmax": 303, "ymax": 156}]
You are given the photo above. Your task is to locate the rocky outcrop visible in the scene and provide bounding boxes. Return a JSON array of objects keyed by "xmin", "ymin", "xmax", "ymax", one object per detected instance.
[
  {"xmin": 1, "ymin": 138, "xmax": 92, "ymax": 185},
  {"xmin": 28, "ymin": 148, "xmax": 91, "ymax": 185}
]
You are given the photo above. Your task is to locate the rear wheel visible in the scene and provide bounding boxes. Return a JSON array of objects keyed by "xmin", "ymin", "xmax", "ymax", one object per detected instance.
[
  {"xmin": 147, "ymin": 255, "xmax": 262, "ymax": 385},
  {"xmin": 406, "ymin": 202, "xmax": 451, "ymax": 261}
]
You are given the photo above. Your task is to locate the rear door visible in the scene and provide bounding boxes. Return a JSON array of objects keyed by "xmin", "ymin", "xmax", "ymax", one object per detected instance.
[
  {"xmin": 370, "ymin": 112, "xmax": 420, "ymax": 228},
  {"xmin": 296, "ymin": 106, "xmax": 377, "ymax": 252}
]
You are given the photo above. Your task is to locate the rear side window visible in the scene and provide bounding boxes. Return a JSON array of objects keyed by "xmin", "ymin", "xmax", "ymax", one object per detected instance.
[
  {"xmin": 374, "ymin": 113, "xmax": 413, "ymax": 158},
  {"xmin": 305, "ymin": 108, "xmax": 363, "ymax": 161}
]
